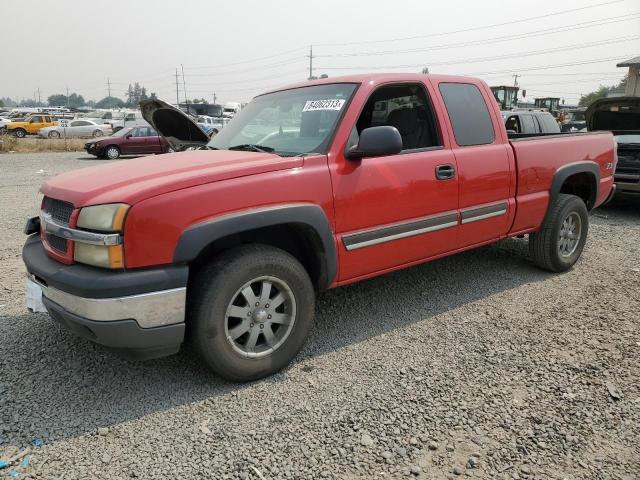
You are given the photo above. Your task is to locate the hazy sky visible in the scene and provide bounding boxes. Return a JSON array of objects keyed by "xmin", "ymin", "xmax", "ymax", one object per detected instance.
[{"xmin": 2, "ymin": 0, "xmax": 639, "ymax": 105}]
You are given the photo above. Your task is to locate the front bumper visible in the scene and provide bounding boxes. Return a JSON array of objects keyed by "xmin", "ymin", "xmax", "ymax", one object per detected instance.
[
  {"xmin": 23, "ymin": 235, "xmax": 188, "ymax": 360},
  {"xmin": 614, "ymin": 174, "xmax": 640, "ymax": 194},
  {"xmin": 84, "ymin": 143, "xmax": 103, "ymax": 156}
]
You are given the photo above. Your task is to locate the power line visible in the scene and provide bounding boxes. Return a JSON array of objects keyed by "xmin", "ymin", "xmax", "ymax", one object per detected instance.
[
  {"xmin": 185, "ymin": 69, "xmax": 305, "ymax": 86},
  {"xmin": 186, "ymin": 56, "xmax": 306, "ymax": 77},
  {"xmin": 315, "ymin": 13, "xmax": 640, "ymax": 58},
  {"xmin": 317, "ymin": 37, "xmax": 639, "ymax": 71},
  {"xmin": 186, "ymin": 47, "xmax": 306, "ymax": 70},
  {"xmin": 466, "ymin": 55, "xmax": 635, "ymax": 76},
  {"xmin": 315, "ymin": 0, "xmax": 625, "ymax": 47}
]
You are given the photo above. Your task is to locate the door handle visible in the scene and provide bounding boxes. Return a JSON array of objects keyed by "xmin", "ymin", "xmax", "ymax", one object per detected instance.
[{"xmin": 435, "ymin": 164, "xmax": 456, "ymax": 180}]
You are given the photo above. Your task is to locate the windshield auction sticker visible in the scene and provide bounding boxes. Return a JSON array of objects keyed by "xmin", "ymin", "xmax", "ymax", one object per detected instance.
[{"xmin": 302, "ymin": 99, "xmax": 346, "ymax": 112}]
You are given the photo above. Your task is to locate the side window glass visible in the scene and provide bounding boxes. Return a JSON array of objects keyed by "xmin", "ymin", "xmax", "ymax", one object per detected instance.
[
  {"xmin": 31, "ymin": 116, "xmax": 43, "ymax": 123},
  {"xmin": 520, "ymin": 115, "xmax": 536, "ymax": 134},
  {"xmin": 354, "ymin": 83, "xmax": 441, "ymax": 151},
  {"xmin": 439, "ymin": 83, "xmax": 495, "ymax": 146},
  {"xmin": 149, "ymin": 128, "xmax": 158, "ymax": 136},
  {"xmin": 505, "ymin": 115, "xmax": 520, "ymax": 133},
  {"xmin": 532, "ymin": 116, "xmax": 543, "ymax": 133}
]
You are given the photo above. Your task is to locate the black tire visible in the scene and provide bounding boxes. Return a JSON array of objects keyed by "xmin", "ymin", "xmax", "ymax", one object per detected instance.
[
  {"xmin": 190, "ymin": 244, "xmax": 315, "ymax": 381},
  {"xmin": 529, "ymin": 193, "xmax": 589, "ymax": 272},
  {"xmin": 104, "ymin": 145, "xmax": 120, "ymax": 159},
  {"xmin": 13, "ymin": 128, "xmax": 26, "ymax": 138},
  {"xmin": 0, "ymin": 127, "xmax": 7, "ymax": 135}
]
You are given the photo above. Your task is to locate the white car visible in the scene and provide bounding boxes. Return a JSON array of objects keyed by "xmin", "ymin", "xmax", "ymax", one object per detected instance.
[
  {"xmin": 38, "ymin": 120, "xmax": 112, "ymax": 139},
  {"xmin": 0, "ymin": 117, "xmax": 12, "ymax": 134}
]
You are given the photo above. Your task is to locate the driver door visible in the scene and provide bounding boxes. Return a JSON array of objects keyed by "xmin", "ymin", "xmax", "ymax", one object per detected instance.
[{"xmin": 330, "ymin": 82, "xmax": 460, "ymax": 281}]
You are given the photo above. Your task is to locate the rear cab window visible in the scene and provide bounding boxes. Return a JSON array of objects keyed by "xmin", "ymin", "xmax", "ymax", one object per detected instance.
[{"xmin": 438, "ymin": 83, "xmax": 495, "ymax": 146}]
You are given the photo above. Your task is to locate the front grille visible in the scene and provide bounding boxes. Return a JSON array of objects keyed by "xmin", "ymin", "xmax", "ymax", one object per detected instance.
[
  {"xmin": 43, "ymin": 197, "xmax": 73, "ymax": 225},
  {"xmin": 616, "ymin": 154, "xmax": 640, "ymax": 176},
  {"xmin": 43, "ymin": 197, "xmax": 73, "ymax": 254},
  {"xmin": 46, "ymin": 233, "xmax": 68, "ymax": 253}
]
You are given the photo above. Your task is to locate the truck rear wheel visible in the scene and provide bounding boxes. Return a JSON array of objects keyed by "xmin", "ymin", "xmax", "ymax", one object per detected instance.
[
  {"xmin": 13, "ymin": 128, "xmax": 26, "ymax": 138},
  {"xmin": 190, "ymin": 245, "xmax": 315, "ymax": 381},
  {"xmin": 529, "ymin": 193, "xmax": 589, "ymax": 272}
]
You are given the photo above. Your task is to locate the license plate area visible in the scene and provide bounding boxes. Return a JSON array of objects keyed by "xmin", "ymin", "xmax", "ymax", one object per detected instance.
[{"xmin": 26, "ymin": 277, "xmax": 47, "ymax": 313}]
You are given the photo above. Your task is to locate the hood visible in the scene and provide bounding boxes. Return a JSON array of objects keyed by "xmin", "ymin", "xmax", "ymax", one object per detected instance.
[
  {"xmin": 40, "ymin": 149, "xmax": 303, "ymax": 207},
  {"xmin": 140, "ymin": 99, "xmax": 210, "ymax": 150},
  {"xmin": 586, "ymin": 96, "xmax": 640, "ymax": 133}
]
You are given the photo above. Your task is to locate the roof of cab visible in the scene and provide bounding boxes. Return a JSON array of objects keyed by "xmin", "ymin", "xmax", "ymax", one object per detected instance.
[{"xmin": 259, "ymin": 73, "xmax": 486, "ymax": 96}]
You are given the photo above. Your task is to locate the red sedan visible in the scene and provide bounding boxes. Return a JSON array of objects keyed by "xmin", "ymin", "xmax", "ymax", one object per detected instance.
[{"xmin": 84, "ymin": 125, "xmax": 171, "ymax": 159}]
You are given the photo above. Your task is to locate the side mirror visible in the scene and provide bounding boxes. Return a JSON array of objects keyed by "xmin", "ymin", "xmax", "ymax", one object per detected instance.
[
  {"xmin": 346, "ymin": 126, "xmax": 402, "ymax": 160},
  {"xmin": 125, "ymin": 134, "xmax": 132, "ymax": 139}
]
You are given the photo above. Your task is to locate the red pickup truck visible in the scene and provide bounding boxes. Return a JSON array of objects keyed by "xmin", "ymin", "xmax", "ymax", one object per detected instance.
[{"xmin": 23, "ymin": 74, "xmax": 616, "ymax": 381}]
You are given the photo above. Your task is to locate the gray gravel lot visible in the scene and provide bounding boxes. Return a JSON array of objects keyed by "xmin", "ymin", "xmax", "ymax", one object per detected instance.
[{"xmin": 0, "ymin": 152, "xmax": 639, "ymax": 480}]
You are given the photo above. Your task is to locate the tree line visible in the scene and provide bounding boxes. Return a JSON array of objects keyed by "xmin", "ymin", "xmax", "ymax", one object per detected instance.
[{"xmin": 0, "ymin": 82, "xmax": 158, "ymax": 109}]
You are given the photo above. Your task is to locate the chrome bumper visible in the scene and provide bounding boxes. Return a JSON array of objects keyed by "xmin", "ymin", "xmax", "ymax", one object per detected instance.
[{"xmin": 28, "ymin": 274, "xmax": 186, "ymax": 328}]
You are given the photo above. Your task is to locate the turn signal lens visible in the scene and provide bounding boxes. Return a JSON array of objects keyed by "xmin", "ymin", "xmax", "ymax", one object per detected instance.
[{"xmin": 74, "ymin": 243, "xmax": 125, "ymax": 269}]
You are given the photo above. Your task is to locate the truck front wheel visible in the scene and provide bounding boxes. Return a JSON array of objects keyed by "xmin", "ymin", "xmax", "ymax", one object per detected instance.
[
  {"xmin": 13, "ymin": 128, "xmax": 26, "ymax": 138},
  {"xmin": 529, "ymin": 193, "xmax": 589, "ymax": 272},
  {"xmin": 190, "ymin": 245, "xmax": 315, "ymax": 381}
]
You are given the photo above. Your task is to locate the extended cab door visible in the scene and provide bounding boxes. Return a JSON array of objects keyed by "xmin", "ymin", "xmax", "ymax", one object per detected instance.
[
  {"xmin": 27, "ymin": 115, "xmax": 45, "ymax": 134},
  {"xmin": 433, "ymin": 81, "xmax": 514, "ymax": 248},
  {"xmin": 330, "ymin": 81, "xmax": 459, "ymax": 282}
]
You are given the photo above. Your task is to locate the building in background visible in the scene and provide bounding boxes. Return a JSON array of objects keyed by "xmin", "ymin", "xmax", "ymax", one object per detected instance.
[{"xmin": 617, "ymin": 56, "xmax": 640, "ymax": 97}]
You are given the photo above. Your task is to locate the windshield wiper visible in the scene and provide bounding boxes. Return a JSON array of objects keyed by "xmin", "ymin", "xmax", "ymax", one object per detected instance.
[
  {"xmin": 199, "ymin": 145, "xmax": 219, "ymax": 150},
  {"xmin": 228, "ymin": 144, "xmax": 275, "ymax": 153}
]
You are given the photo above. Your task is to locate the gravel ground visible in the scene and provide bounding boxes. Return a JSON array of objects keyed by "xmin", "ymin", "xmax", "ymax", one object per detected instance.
[{"xmin": 1, "ymin": 152, "xmax": 639, "ymax": 480}]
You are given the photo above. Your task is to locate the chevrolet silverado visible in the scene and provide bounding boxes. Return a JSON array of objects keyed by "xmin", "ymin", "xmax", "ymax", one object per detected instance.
[{"xmin": 23, "ymin": 74, "xmax": 616, "ymax": 381}]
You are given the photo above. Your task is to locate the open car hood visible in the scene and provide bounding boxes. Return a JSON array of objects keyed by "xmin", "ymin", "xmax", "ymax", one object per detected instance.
[
  {"xmin": 140, "ymin": 99, "xmax": 210, "ymax": 150},
  {"xmin": 585, "ymin": 96, "xmax": 640, "ymax": 133}
]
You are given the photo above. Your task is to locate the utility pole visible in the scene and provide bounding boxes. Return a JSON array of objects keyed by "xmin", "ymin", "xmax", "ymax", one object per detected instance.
[
  {"xmin": 181, "ymin": 64, "xmax": 189, "ymax": 114},
  {"xmin": 308, "ymin": 45, "xmax": 313, "ymax": 80},
  {"xmin": 106, "ymin": 78, "xmax": 112, "ymax": 109},
  {"xmin": 512, "ymin": 74, "xmax": 519, "ymax": 87},
  {"xmin": 175, "ymin": 69, "xmax": 180, "ymax": 106},
  {"xmin": 66, "ymin": 86, "xmax": 70, "ymax": 107},
  {"xmin": 212, "ymin": 92, "xmax": 217, "ymax": 104},
  {"xmin": 37, "ymin": 88, "xmax": 41, "ymax": 105}
]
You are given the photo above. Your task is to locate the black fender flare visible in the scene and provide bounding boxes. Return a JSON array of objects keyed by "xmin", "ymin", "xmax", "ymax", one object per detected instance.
[
  {"xmin": 548, "ymin": 161, "xmax": 600, "ymax": 212},
  {"xmin": 173, "ymin": 203, "xmax": 337, "ymax": 289}
]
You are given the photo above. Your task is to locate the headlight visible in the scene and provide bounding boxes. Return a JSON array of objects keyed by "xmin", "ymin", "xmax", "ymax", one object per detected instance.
[
  {"xmin": 74, "ymin": 203, "xmax": 129, "ymax": 268},
  {"xmin": 77, "ymin": 203, "xmax": 129, "ymax": 232}
]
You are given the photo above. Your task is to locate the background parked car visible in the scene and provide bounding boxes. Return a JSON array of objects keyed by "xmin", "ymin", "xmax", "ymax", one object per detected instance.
[
  {"xmin": 6, "ymin": 114, "xmax": 57, "ymax": 137},
  {"xmin": 0, "ymin": 116, "xmax": 13, "ymax": 134},
  {"xmin": 501, "ymin": 110, "xmax": 560, "ymax": 134},
  {"xmin": 38, "ymin": 119, "xmax": 112, "ymax": 139},
  {"xmin": 84, "ymin": 125, "xmax": 170, "ymax": 159}
]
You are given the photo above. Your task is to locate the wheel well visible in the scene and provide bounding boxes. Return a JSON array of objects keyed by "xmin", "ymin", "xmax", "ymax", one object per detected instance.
[
  {"xmin": 188, "ymin": 223, "xmax": 328, "ymax": 292},
  {"xmin": 559, "ymin": 172, "xmax": 597, "ymax": 210}
]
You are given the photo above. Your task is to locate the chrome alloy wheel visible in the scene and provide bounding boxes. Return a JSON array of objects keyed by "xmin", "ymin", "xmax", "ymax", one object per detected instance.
[
  {"xmin": 224, "ymin": 276, "xmax": 296, "ymax": 358},
  {"xmin": 558, "ymin": 212, "xmax": 582, "ymax": 257}
]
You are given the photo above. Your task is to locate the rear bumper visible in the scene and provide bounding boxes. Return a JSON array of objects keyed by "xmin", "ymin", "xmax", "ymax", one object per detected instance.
[{"xmin": 23, "ymin": 235, "xmax": 188, "ymax": 359}]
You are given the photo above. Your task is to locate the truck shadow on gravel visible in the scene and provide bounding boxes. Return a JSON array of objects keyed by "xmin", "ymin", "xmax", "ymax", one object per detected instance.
[{"xmin": 1, "ymin": 238, "xmax": 552, "ymax": 446}]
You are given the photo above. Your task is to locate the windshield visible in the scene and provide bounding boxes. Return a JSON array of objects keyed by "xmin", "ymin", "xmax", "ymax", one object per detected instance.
[
  {"xmin": 110, "ymin": 127, "xmax": 135, "ymax": 137},
  {"xmin": 208, "ymin": 83, "xmax": 358, "ymax": 155}
]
